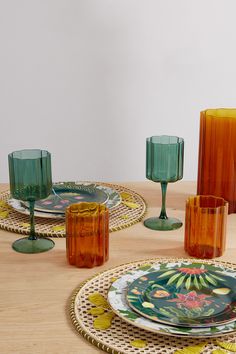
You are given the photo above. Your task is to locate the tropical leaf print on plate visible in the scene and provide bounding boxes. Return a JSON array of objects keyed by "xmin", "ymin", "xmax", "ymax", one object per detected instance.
[
  {"xmin": 157, "ymin": 265, "xmax": 225, "ymax": 290},
  {"xmin": 32, "ymin": 184, "xmax": 108, "ymax": 214},
  {"xmin": 127, "ymin": 263, "xmax": 236, "ymax": 328},
  {"xmin": 107, "ymin": 261, "xmax": 236, "ymax": 338}
]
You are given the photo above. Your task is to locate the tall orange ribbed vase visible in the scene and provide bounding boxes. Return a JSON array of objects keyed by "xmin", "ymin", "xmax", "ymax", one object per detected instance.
[{"xmin": 197, "ymin": 109, "xmax": 236, "ymax": 214}]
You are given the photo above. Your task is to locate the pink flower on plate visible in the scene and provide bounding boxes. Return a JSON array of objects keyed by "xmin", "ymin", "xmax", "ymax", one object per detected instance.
[
  {"xmin": 60, "ymin": 199, "xmax": 70, "ymax": 204},
  {"xmin": 54, "ymin": 205, "xmax": 63, "ymax": 209},
  {"xmin": 168, "ymin": 291, "xmax": 212, "ymax": 310},
  {"xmin": 74, "ymin": 196, "xmax": 84, "ymax": 200},
  {"xmin": 42, "ymin": 201, "xmax": 53, "ymax": 205}
]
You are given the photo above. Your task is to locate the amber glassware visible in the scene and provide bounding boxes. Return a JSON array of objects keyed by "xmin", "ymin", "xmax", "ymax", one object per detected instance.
[
  {"xmin": 185, "ymin": 195, "xmax": 228, "ymax": 259},
  {"xmin": 66, "ymin": 202, "xmax": 109, "ymax": 268},
  {"xmin": 197, "ymin": 109, "xmax": 236, "ymax": 214}
]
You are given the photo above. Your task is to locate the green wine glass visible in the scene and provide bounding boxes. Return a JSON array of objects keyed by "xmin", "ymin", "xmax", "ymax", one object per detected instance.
[
  {"xmin": 8, "ymin": 149, "xmax": 55, "ymax": 253},
  {"xmin": 144, "ymin": 136, "xmax": 184, "ymax": 231}
]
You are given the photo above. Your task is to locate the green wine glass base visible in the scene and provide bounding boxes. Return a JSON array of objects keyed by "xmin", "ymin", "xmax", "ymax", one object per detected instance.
[
  {"xmin": 144, "ymin": 217, "xmax": 182, "ymax": 231},
  {"xmin": 12, "ymin": 237, "xmax": 55, "ymax": 254}
]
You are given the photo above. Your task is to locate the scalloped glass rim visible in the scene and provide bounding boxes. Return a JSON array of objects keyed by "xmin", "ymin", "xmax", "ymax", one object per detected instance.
[{"xmin": 204, "ymin": 108, "xmax": 236, "ymax": 118}]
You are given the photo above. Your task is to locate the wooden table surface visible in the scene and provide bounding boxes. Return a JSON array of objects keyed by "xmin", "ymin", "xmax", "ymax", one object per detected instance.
[{"xmin": 1, "ymin": 181, "xmax": 236, "ymax": 354}]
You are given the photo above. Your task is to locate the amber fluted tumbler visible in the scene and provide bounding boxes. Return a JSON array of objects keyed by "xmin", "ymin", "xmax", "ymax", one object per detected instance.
[
  {"xmin": 66, "ymin": 202, "xmax": 109, "ymax": 268},
  {"xmin": 185, "ymin": 196, "xmax": 228, "ymax": 259},
  {"xmin": 197, "ymin": 109, "xmax": 236, "ymax": 214}
]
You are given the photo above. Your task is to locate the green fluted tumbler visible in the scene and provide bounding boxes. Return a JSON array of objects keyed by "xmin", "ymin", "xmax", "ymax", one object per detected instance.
[
  {"xmin": 8, "ymin": 149, "xmax": 55, "ymax": 253},
  {"xmin": 144, "ymin": 136, "xmax": 184, "ymax": 231}
]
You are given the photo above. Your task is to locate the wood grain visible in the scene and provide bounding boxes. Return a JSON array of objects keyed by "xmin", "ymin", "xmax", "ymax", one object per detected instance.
[{"xmin": 0, "ymin": 181, "xmax": 236, "ymax": 354}]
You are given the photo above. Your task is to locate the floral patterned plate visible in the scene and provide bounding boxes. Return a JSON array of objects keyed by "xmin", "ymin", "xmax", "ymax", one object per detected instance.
[
  {"xmin": 127, "ymin": 264, "xmax": 236, "ymax": 328},
  {"xmin": 9, "ymin": 183, "xmax": 121, "ymax": 219},
  {"xmin": 108, "ymin": 261, "xmax": 236, "ymax": 337},
  {"xmin": 26, "ymin": 182, "xmax": 108, "ymax": 214},
  {"xmin": 8, "ymin": 198, "xmax": 63, "ymax": 219},
  {"xmin": 99, "ymin": 184, "xmax": 122, "ymax": 210}
]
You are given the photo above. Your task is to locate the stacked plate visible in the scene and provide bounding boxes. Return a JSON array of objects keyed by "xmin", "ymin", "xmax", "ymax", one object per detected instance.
[
  {"xmin": 8, "ymin": 181, "xmax": 122, "ymax": 219},
  {"xmin": 107, "ymin": 260, "xmax": 236, "ymax": 338}
]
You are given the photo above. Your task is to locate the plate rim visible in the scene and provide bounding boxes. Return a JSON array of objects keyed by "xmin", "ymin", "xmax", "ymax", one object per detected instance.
[
  {"xmin": 126, "ymin": 265, "xmax": 236, "ymax": 328},
  {"xmin": 8, "ymin": 198, "xmax": 64, "ymax": 219},
  {"xmin": 24, "ymin": 182, "xmax": 109, "ymax": 214},
  {"xmin": 8, "ymin": 182, "xmax": 122, "ymax": 218},
  {"xmin": 107, "ymin": 260, "xmax": 236, "ymax": 338}
]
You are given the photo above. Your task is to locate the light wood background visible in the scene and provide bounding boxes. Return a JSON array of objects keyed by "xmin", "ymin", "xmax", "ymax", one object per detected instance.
[{"xmin": 1, "ymin": 182, "xmax": 236, "ymax": 354}]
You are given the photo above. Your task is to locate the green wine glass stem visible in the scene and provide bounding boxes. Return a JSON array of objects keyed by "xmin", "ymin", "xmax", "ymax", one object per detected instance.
[
  {"xmin": 159, "ymin": 182, "xmax": 168, "ymax": 220},
  {"xmin": 29, "ymin": 200, "xmax": 37, "ymax": 240}
]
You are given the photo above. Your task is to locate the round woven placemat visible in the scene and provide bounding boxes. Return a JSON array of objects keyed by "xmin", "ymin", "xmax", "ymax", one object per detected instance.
[
  {"xmin": 70, "ymin": 257, "xmax": 236, "ymax": 354},
  {"xmin": 0, "ymin": 183, "xmax": 146, "ymax": 237}
]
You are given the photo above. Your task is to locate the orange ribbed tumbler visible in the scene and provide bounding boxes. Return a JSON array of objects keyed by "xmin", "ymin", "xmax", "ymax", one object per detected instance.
[
  {"xmin": 197, "ymin": 109, "xmax": 236, "ymax": 214},
  {"xmin": 185, "ymin": 196, "xmax": 228, "ymax": 259},
  {"xmin": 66, "ymin": 202, "xmax": 109, "ymax": 268}
]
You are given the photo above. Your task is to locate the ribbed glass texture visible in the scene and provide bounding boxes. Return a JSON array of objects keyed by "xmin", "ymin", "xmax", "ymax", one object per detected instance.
[
  {"xmin": 8, "ymin": 149, "xmax": 54, "ymax": 253},
  {"xmin": 146, "ymin": 136, "xmax": 184, "ymax": 182},
  {"xmin": 66, "ymin": 202, "xmax": 109, "ymax": 268},
  {"xmin": 185, "ymin": 195, "xmax": 228, "ymax": 259},
  {"xmin": 144, "ymin": 136, "xmax": 184, "ymax": 231},
  {"xmin": 8, "ymin": 149, "xmax": 52, "ymax": 201},
  {"xmin": 197, "ymin": 109, "xmax": 236, "ymax": 214}
]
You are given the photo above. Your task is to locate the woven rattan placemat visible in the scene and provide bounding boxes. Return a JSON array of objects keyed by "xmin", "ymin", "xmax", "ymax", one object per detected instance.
[
  {"xmin": 70, "ymin": 257, "xmax": 236, "ymax": 354},
  {"xmin": 0, "ymin": 183, "xmax": 146, "ymax": 237}
]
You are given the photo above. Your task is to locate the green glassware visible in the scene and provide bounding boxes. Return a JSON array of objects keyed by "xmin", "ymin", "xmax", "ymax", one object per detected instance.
[
  {"xmin": 8, "ymin": 149, "xmax": 55, "ymax": 253},
  {"xmin": 144, "ymin": 136, "xmax": 184, "ymax": 231}
]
